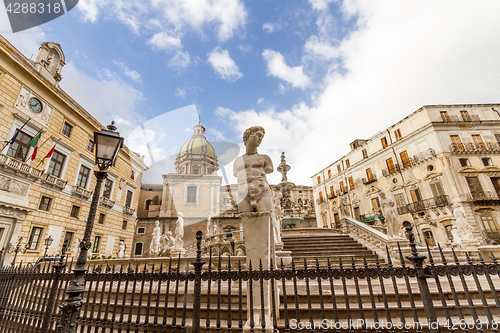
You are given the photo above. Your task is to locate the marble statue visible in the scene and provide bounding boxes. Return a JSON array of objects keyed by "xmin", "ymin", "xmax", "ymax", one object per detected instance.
[
  {"xmin": 233, "ymin": 126, "xmax": 274, "ymax": 214},
  {"xmin": 206, "ymin": 215, "xmax": 212, "ymax": 236},
  {"xmin": 75, "ymin": 237, "xmax": 82, "ymax": 256},
  {"xmin": 235, "ymin": 247, "xmax": 245, "ymax": 256},
  {"xmin": 452, "ymin": 203, "xmax": 477, "ymax": 243},
  {"xmin": 339, "ymin": 196, "xmax": 350, "ymax": 217},
  {"xmin": 379, "ymin": 192, "xmax": 400, "ymax": 238},
  {"xmin": 150, "ymin": 220, "xmax": 162, "ymax": 256},
  {"xmin": 160, "ymin": 231, "xmax": 175, "ymax": 255},
  {"xmin": 272, "ymin": 199, "xmax": 282, "ymax": 243},
  {"xmin": 374, "ymin": 213, "xmax": 383, "ymax": 227},
  {"xmin": 174, "ymin": 212, "xmax": 185, "ymax": 249},
  {"xmin": 117, "ymin": 240, "xmax": 126, "ymax": 258}
]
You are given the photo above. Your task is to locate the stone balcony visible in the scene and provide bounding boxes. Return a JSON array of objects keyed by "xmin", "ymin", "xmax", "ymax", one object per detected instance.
[
  {"xmin": 41, "ymin": 173, "xmax": 67, "ymax": 189},
  {"xmin": 382, "ymin": 149, "xmax": 437, "ymax": 177},
  {"xmin": 123, "ymin": 206, "xmax": 135, "ymax": 215},
  {"xmin": 362, "ymin": 175, "xmax": 377, "ymax": 185},
  {"xmin": 73, "ymin": 186, "xmax": 92, "ymax": 199},
  {"xmin": 0, "ymin": 153, "xmax": 44, "ymax": 179},
  {"xmin": 466, "ymin": 191, "xmax": 500, "ymax": 206},
  {"xmin": 450, "ymin": 142, "xmax": 500, "ymax": 154},
  {"xmin": 100, "ymin": 197, "xmax": 115, "ymax": 208}
]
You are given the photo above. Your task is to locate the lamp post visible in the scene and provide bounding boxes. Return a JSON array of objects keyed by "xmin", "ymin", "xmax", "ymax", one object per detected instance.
[
  {"xmin": 8, "ymin": 237, "xmax": 29, "ymax": 266},
  {"xmin": 57, "ymin": 122, "xmax": 123, "ymax": 332},
  {"xmin": 43, "ymin": 235, "xmax": 53, "ymax": 257}
]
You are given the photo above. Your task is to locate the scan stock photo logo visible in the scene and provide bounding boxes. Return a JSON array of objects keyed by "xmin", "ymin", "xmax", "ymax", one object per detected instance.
[{"xmin": 4, "ymin": 0, "xmax": 79, "ymax": 33}]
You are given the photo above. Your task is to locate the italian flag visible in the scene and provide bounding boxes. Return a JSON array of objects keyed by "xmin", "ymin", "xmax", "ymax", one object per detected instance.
[
  {"xmin": 41, "ymin": 144, "xmax": 56, "ymax": 165},
  {"xmin": 27, "ymin": 132, "xmax": 42, "ymax": 161}
]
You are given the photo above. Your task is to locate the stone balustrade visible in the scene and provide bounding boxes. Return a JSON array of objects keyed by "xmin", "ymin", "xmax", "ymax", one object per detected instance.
[
  {"xmin": 0, "ymin": 153, "xmax": 44, "ymax": 179},
  {"xmin": 41, "ymin": 172, "xmax": 68, "ymax": 189},
  {"xmin": 341, "ymin": 216, "xmax": 390, "ymax": 262},
  {"xmin": 123, "ymin": 206, "xmax": 135, "ymax": 215},
  {"xmin": 73, "ymin": 186, "xmax": 92, "ymax": 199},
  {"xmin": 100, "ymin": 196, "xmax": 115, "ymax": 208}
]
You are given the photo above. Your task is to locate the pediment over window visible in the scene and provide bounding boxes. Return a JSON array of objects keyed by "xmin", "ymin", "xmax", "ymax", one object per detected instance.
[
  {"xmin": 424, "ymin": 172, "xmax": 443, "ymax": 181},
  {"xmin": 390, "ymin": 185, "xmax": 404, "ymax": 192},
  {"xmin": 458, "ymin": 166, "xmax": 480, "ymax": 173},
  {"xmin": 405, "ymin": 179, "xmax": 420, "ymax": 187},
  {"xmin": 483, "ymin": 166, "xmax": 500, "ymax": 173},
  {"xmin": 365, "ymin": 186, "xmax": 381, "ymax": 196}
]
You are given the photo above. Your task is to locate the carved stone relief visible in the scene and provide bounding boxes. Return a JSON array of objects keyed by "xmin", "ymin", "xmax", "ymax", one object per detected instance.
[
  {"xmin": 0, "ymin": 206, "xmax": 27, "ymax": 220},
  {"xmin": 0, "ymin": 176, "xmax": 29, "ymax": 196}
]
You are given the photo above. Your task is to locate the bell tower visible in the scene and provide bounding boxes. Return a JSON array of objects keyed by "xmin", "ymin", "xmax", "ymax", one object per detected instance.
[{"xmin": 34, "ymin": 42, "xmax": 65, "ymax": 85}]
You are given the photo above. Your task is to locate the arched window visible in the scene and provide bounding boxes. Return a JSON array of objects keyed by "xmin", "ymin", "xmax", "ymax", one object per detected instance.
[
  {"xmin": 422, "ymin": 229, "xmax": 436, "ymax": 247},
  {"xmin": 145, "ymin": 199, "xmax": 152, "ymax": 211}
]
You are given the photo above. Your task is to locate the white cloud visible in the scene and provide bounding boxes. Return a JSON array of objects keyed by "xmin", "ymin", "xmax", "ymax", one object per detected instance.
[
  {"xmin": 262, "ymin": 22, "xmax": 281, "ymax": 33},
  {"xmin": 0, "ymin": 10, "xmax": 45, "ymax": 57},
  {"xmin": 176, "ymin": 87, "xmax": 187, "ymax": 98},
  {"xmin": 207, "ymin": 47, "xmax": 243, "ymax": 82},
  {"xmin": 304, "ymin": 36, "xmax": 338, "ymax": 60},
  {"xmin": 218, "ymin": 1, "xmax": 500, "ymax": 185},
  {"xmin": 168, "ymin": 50, "xmax": 191, "ymax": 70},
  {"xmin": 59, "ymin": 63, "xmax": 145, "ymax": 138},
  {"xmin": 262, "ymin": 49, "xmax": 311, "ymax": 89},
  {"xmin": 147, "ymin": 32, "xmax": 191, "ymax": 70},
  {"xmin": 309, "ymin": 0, "xmax": 335, "ymax": 10},
  {"xmin": 113, "ymin": 61, "xmax": 142, "ymax": 82},
  {"xmin": 147, "ymin": 32, "xmax": 183, "ymax": 51},
  {"xmin": 78, "ymin": 0, "xmax": 247, "ymax": 41}
]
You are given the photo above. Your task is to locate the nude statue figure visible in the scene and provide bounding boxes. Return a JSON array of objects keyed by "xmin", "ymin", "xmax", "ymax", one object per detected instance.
[{"xmin": 233, "ymin": 126, "xmax": 274, "ymax": 214}]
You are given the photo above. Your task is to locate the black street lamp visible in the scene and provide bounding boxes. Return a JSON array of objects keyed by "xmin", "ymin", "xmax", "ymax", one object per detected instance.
[
  {"xmin": 43, "ymin": 235, "xmax": 53, "ymax": 257},
  {"xmin": 57, "ymin": 122, "xmax": 123, "ymax": 332},
  {"xmin": 7, "ymin": 237, "xmax": 29, "ymax": 266}
]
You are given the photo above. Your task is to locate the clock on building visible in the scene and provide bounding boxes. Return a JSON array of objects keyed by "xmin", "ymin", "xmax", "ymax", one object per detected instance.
[{"xmin": 28, "ymin": 97, "xmax": 42, "ymax": 113}]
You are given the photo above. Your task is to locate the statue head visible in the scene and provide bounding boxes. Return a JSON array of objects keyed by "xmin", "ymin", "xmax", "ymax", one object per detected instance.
[
  {"xmin": 155, "ymin": 220, "xmax": 160, "ymax": 227},
  {"xmin": 453, "ymin": 202, "xmax": 461, "ymax": 209},
  {"xmin": 243, "ymin": 126, "xmax": 265, "ymax": 146},
  {"xmin": 177, "ymin": 212, "xmax": 183, "ymax": 218}
]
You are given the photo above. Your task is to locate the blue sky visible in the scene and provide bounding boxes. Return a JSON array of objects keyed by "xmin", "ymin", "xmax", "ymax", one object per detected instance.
[{"xmin": 1, "ymin": 1, "xmax": 500, "ymax": 185}]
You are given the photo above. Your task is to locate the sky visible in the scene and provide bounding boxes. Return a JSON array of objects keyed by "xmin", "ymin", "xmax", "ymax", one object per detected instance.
[{"xmin": 1, "ymin": 0, "xmax": 500, "ymax": 186}]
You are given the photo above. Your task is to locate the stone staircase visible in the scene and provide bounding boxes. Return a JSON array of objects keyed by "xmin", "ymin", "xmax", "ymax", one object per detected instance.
[{"xmin": 282, "ymin": 228, "xmax": 385, "ymax": 266}]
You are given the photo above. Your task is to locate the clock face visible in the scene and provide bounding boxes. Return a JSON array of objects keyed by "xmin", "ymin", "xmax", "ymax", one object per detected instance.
[{"xmin": 28, "ymin": 97, "xmax": 42, "ymax": 113}]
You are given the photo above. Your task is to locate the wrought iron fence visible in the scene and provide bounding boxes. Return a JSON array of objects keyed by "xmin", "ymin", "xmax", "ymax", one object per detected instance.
[{"xmin": 0, "ymin": 227, "xmax": 499, "ymax": 332}]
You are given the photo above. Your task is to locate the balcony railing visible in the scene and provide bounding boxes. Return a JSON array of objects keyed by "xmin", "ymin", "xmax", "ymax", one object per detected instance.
[
  {"xmin": 123, "ymin": 206, "xmax": 135, "ymax": 215},
  {"xmin": 402, "ymin": 195, "xmax": 451, "ymax": 214},
  {"xmin": 73, "ymin": 186, "xmax": 93, "ymax": 199},
  {"xmin": 382, "ymin": 149, "xmax": 437, "ymax": 177},
  {"xmin": 450, "ymin": 142, "xmax": 500, "ymax": 154},
  {"xmin": 466, "ymin": 191, "xmax": 500, "ymax": 203},
  {"xmin": 0, "ymin": 153, "xmax": 44, "ymax": 179},
  {"xmin": 362, "ymin": 175, "xmax": 377, "ymax": 185},
  {"xmin": 441, "ymin": 114, "xmax": 480, "ymax": 122},
  {"xmin": 382, "ymin": 164, "xmax": 400, "ymax": 177},
  {"xmin": 41, "ymin": 173, "xmax": 68, "ymax": 189},
  {"xmin": 397, "ymin": 205, "xmax": 409, "ymax": 215},
  {"xmin": 100, "ymin": 196, "xmax": 115, "ymax": 208},
  {"xmin": 326, "ymin": 191, "xmax": 337, "ymax": 200}
]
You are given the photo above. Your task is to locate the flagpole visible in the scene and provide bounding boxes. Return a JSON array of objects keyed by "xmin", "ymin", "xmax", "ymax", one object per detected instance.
[
  {"xmin": 24, "ymin": 131, "xmax": 49, "ymax": 162},
  {"xmin": 35, "ymin": 137, "xmax": 61, "ymax": 169},
  {"xmin": 1, "ymin": 117, "xmax": 31, "ymax": 152}
]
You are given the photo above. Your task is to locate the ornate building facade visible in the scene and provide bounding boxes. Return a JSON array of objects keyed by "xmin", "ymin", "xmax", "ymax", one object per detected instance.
[
  {"xmin": 312, "ymin": 104, "xmax": 500, "ymax": 247},
  {"xmin": 0, "ymin": 36, "xmax": 148, "ymax": 263}
]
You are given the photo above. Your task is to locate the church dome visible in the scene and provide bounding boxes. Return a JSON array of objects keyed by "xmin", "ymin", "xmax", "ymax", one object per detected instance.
[
  {"xmin": 175, "ymin": 121, "xmax": 218, "ymax": 175},
  {"xmin": 178, "ymin": 135, "xmax": 216, "ymax": 158}
]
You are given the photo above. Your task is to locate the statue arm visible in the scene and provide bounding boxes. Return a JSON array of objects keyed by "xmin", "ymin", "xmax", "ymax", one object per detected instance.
[{"xmin": 264, "ymin": 155, "xmax": 273, "ymax": 174}]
